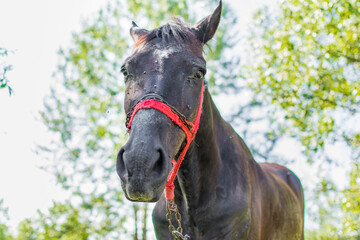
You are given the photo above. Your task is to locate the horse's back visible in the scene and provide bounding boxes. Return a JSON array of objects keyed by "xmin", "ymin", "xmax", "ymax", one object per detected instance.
[{"xmin": 260, "ymin": 163, "xmax": 303, "ymax": 205}]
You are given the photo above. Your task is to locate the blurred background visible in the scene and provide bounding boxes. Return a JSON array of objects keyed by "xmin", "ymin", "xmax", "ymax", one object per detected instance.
[{"xmin": 0, "ymin": 0, "xmax": 359, "ymax": 239}]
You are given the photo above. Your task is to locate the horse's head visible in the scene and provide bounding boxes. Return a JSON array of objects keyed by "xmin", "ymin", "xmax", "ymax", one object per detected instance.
[{"xmin": 116, "ymin": 2, "xmax": 221, "ymax": 202}]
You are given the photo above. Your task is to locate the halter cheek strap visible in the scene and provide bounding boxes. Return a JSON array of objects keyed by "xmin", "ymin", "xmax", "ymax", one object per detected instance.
[{"xmin": 126, "ymin": 79, "xmax": 205, "ymax": 201}]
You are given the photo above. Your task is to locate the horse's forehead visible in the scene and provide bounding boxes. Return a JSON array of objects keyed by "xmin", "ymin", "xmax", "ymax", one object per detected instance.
[
  {"xmin": 137, "ymin": 42, "xmax": 190, "ymax": 59},
  {"xmin": 153, "ymin": 46, "xmax": 181, "ymax": 60},
  {"xmin": 131, "ymin": 43, "xmax": 200, "ymax": 74}
]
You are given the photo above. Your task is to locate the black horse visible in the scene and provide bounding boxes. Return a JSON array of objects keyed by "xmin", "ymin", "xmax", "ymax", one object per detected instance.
[{"xmin": 117, "ymin": 1, "xmax": 304, "ymax": 239}]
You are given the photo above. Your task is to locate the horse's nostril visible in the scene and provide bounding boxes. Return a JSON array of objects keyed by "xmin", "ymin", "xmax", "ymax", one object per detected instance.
[
  {"xmin": 152, "ymin": 149, "xmax": 165, "ymax": 176},
  {"xmin": 116, "ymin": 148, "xmax": 126, "ymax": 177}
]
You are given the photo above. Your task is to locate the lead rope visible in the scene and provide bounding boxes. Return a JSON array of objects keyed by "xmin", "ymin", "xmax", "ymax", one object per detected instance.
[{"xmin": 166, "ymin": 200, "xmax": 190, "ymax": 240}]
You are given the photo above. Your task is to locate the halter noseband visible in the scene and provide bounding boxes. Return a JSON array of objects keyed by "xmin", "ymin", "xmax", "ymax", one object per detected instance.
[{"xmin": 126, "ymin": 79, "xmax": 205, "ymax": 201}]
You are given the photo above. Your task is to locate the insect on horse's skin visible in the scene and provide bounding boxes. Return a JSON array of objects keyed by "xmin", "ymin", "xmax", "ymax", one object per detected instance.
[{"xmin": 116, "ymin": 1, "xmax": 305, "ymax": 239}]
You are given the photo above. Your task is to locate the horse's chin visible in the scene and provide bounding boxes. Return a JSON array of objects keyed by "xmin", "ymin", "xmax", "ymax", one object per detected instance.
[
  {"xmin": 121, "ymin": 181, "xmax": 164, "ymax": 202},
  {"xmin": 126, "ymin": 194, "xmax": 161, "ymax": 203},
  {"xmin": 124, "ymin": 190, "xmax": 162, "ymax": 203}
]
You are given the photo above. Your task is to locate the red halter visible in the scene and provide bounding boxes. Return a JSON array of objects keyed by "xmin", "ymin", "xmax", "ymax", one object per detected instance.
[{"xmin": 126, "ymin": 79, "xmax": 205, "ymax": 201}]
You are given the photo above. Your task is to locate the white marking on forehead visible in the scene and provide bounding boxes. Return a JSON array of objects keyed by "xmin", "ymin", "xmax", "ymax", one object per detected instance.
[
  {"xmin": 153, "ymin": 47, "xmax": 181, "ymax": 73},
  {"xmin": 154, "ymin": 47, "xmax": 178, "ymax": 58}
]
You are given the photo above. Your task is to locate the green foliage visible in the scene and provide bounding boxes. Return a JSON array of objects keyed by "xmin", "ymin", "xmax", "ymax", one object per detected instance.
[
  {"xmin": 0, "ymin": 199, "xmax": 12, "ymax": 240},
  {"xmin": 7, "ymin": 201, "xmax": 111, "ymax": 240},
  {"xmin": 245, "ymin": 0, "xmax": 360, "ymax": 237},
  {"xmin": 246, "ymin": 0, "xmax": 360, "ymax": 156},
  {"xmin": 340, "ymin": 162, "xmax": 360, "ymax": 236},
  {"xmin": 306, "ymin": 231, "xmax": 360, "ymax": 240},
  {"xmin": 0, "ymin": 48, "xmax": 13, "ymax": 95},
  {"xmin": 15, "ymin": 219, "xmax": 36, "ymax": 240}
]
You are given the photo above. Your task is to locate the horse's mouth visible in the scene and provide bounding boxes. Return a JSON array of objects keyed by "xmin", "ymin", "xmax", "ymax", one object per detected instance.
[{"xmin": 121, "ymin": 177, "xmax": 165, "ymax": 202}]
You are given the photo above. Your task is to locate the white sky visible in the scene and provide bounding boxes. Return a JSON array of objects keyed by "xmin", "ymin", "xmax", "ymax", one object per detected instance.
[
  {"xmin": 1, "ymin": 0, "xmax": 331, "ymax": 232},
  {"xmin": 0, "ymin": 0, "xmax": 113, "ymax": 229}
]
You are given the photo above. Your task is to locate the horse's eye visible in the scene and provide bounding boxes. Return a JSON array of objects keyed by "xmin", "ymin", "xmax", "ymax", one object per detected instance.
[
  {"xmin": 121, "ymin": 66, "xmax": 132, "ymax": 82},
  {"xmin": 194, "ymin": 70, "xmax": 204, "ymax": 79},
  {"xmin": 121, "ymin": 66, "xmax": 128, "ymax": 77}
]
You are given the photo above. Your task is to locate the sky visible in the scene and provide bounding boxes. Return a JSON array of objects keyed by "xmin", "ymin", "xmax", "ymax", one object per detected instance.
[
  {"xmin": 0, "ymin": 0, "xmax": 108, "ymax": 228},
  {"xmin": 0, "ymin": 0, "xmax": 273, "ymax": 230}
]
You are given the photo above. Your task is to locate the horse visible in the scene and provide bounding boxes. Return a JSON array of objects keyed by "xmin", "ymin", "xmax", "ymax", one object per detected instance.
[{"xmin": 116, "ymin": 1, "xmax": 304, "ymax": 239}]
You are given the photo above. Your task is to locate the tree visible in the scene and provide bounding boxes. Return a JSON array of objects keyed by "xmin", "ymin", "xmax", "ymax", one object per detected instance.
[
  {"xmin": 39, "ymin": 0, "xmax": 239, "ymax": 238},
  {"xmin": 246, "ymin": 0, "xmax": 359, "ymax": 156},
  {"xmin": 4, "ymin": 201, "xmax": 101, "ymax": 240},
  {"xmin": 0, "ymin": 48, "xmax": 13, "ymax": 95},
  {"xmin": 244, "ymin": 0, "xmax": 359, "ymax": 237}
]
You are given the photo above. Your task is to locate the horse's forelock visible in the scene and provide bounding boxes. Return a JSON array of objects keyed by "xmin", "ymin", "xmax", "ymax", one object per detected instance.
[{"xmin": 134, "ymin": 18, "xmax": 199, "ymax": 48}]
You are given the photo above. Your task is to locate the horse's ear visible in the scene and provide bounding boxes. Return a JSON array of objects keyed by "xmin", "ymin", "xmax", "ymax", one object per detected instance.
[
  {"xmin": 130, "ymin": 21, "xmax": 149, "ymax": 42},
  {"xmin": 193, "ymin": 0, "xmax": 222, "ymax": 44}
]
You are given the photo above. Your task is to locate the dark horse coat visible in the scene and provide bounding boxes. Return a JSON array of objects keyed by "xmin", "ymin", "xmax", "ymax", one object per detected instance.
[{"xmin": 117, "ymin": 1, "xmax": 304, "ymax": 239}]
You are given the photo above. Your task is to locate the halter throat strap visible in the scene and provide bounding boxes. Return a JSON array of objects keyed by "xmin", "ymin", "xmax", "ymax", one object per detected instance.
[{"xmin": 126, "ymin": 79, "xmax": 205, "ymax": 201}]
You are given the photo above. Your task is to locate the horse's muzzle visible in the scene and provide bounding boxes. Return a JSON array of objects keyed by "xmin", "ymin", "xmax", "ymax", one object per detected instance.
[
  {"xmin": 116, "ymin": 110, "xmax": 173, "ymax": 202},
  {"xmin": 116, "ymin": 145, "xmax": 168, "ymax": 202}
]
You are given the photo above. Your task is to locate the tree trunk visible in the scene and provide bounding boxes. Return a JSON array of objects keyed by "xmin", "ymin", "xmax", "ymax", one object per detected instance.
[{"xmin": 142, "ymin": 204, "xmax": 148, "ymax": 240}]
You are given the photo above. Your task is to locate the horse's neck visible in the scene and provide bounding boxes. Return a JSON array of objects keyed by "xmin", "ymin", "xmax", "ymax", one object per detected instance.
[{"xmin": 176, "ymin": 89, "xmax": 254, "ymax": 210}]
